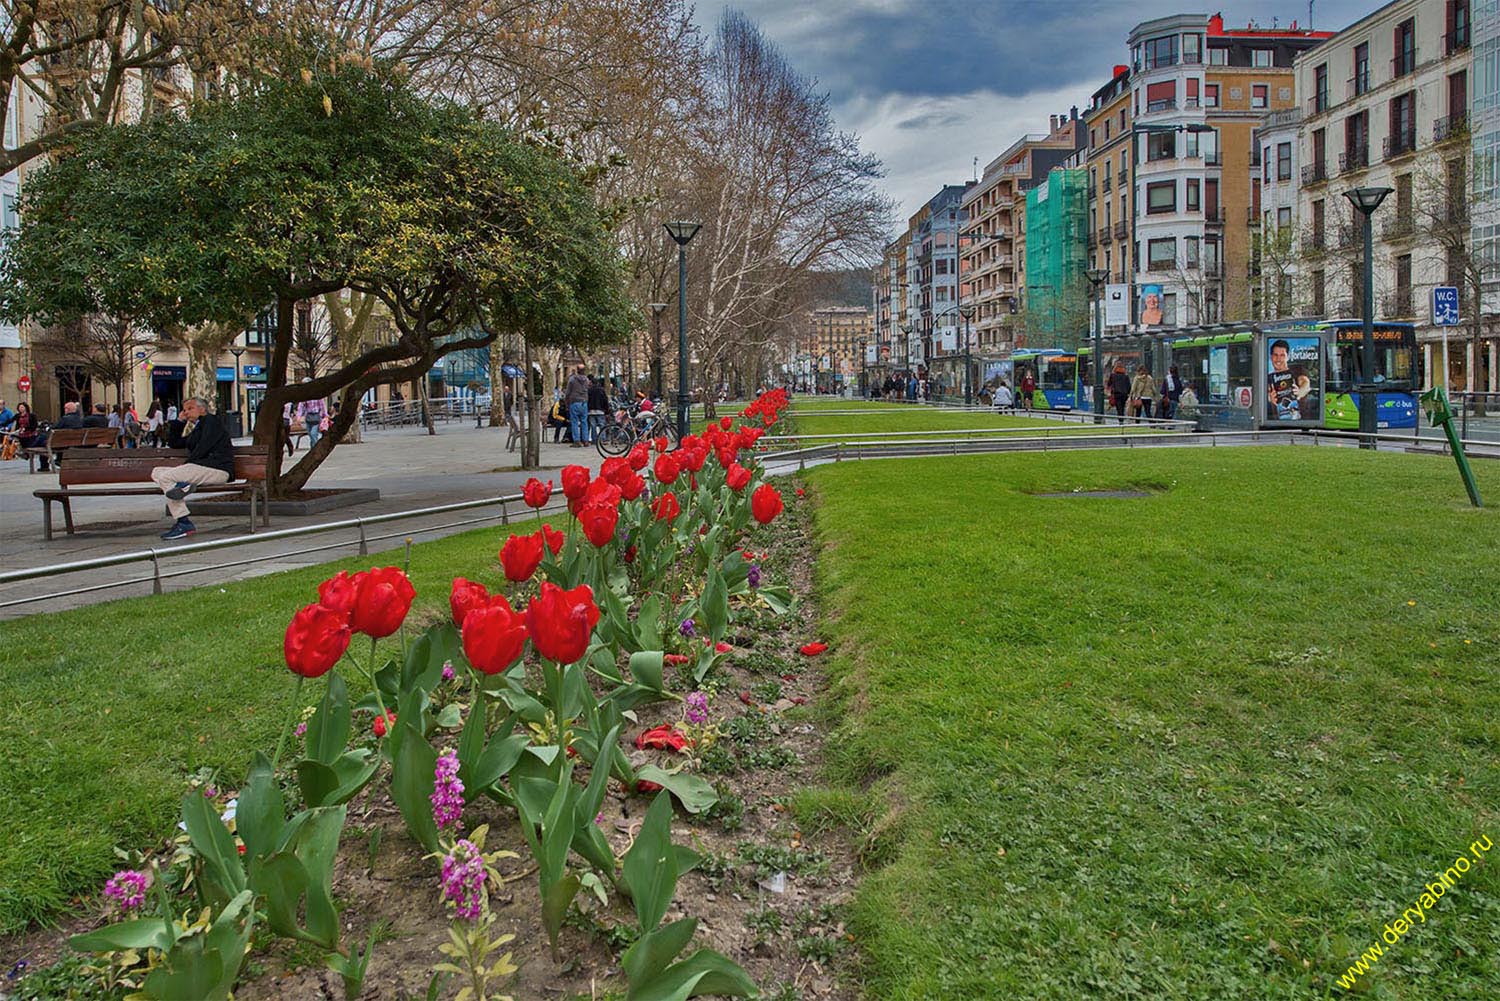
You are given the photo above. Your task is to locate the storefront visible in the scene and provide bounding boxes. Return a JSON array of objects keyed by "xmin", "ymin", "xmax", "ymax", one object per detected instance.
[
  {"xmin": 243, "ymin": 365, "xmax": 266, "ymax": 431},
  {"xmin": 150, "ymin": 365, "xmax": 187, "ymax": 411}
]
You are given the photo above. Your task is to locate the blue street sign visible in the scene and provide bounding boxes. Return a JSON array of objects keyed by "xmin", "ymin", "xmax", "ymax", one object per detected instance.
[{"xmin": 1433, "ymin": 286, "xmax": 1461, "ymax": 326}]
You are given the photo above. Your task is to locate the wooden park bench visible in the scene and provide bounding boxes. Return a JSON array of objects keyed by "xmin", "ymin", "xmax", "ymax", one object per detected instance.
[
  {"xmin": 33, "ymin": 446, "xmax": 271, "ymax": 540},
  {"xmin": 22, "ymin": 426, "xmax": 117, "ymax": 473}
]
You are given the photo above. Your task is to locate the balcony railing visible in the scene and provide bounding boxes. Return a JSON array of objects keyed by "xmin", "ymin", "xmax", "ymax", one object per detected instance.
[
  {"xmin": 1205, "ymin": 153, "xmax": 1222, "ymax": 166},
  {"xmin": 1204, "ymin": 207, "xmax": 1225, "ymax": 224},
  {"xmin": 1434, "ymin": 114, "xmax": 1469, "ymax": 143},
  {"xmin": 1103, "ymin": 175, "xmax": 1112, "ymax": 192},
  {"xmin": 1114, "ymin": 221, "xmax": 1129, "ymax": 239},
  {"xmin": 1087, "ymin": 229, "xmax": 1098, "ymax": 249},
  {"xmin": 1183, "ymin": 97, "xmax": 1201, "ymax": 109},
  {"xmin": 1339, "ymin": 145, "xmax": 1369, "ymax": 172},
  {"xmin": 1381, "ymin": 214, "xmax": 1414, "ymax": 240},
  {"xmin": 1383, "ymin": 290, "xmax": 1413, "ymax": 317},
  {"xmin": 1147, "ymin": 258, "xmax": 1176, "ymax": 272},
  {"xmin": 1302, "ymin": 161, "xmax": 1328, "ymax": 185},
  {"xmin": 1117, "ymin": 169, "xmax": 1128, "ymax": 184},
  {"xmin": 1096, "ymin": 227, "xmax": 1112, "ymax": 245},
  {"xmin": 1308, "ymin": 93, "xmax": 1330, "ymax": 115},
  {"xmin": 1145, "ymin": 98, "xmax": 1177, "ymax": 113},
  {"xmin": 1392, "ymin": 51, "xmax": 1416, "ymax": 78},
  {"xmin": 1445, "ymin": 29, "xmax": 1471, "ymax": 55},
  {"xmin": 1383, "ymin": 131, "xmax": 1417, "ymax": 160},
  {"xmin": 1247, "ymin": 207, "xmax": 1261, "ymax": 225}
]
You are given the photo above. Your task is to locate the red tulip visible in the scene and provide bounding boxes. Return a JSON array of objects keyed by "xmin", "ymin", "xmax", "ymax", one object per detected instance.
[
  {"xmin": 623, "ymin": 544, "xmax": 637, "ymax": 563},
  {"xmin": 719, "ymin": 416, "xmax": 732, "ymax": 430},
  {"xmin": 680, "ymin": 446, "xmax": 707, "ymax": 473},
  {"xmin": 560, "ymin": 464, "xmax": 590, "ymax": 501},
  {"xmin": 725, "ymin": 463, "xmax": 751, "ymax": 492},
  {"xmin": 601, "ymin": 457, "xmax": 633, "ymax": 488},
  {"xmin": 750, "ymin": 483, "xmax": 783, "ymax": 525},
  {"xmin": 800, "ymin": 641, "xmax": 828, "ymax": 656},
  {"xmin": 372, "ymin": 710, "xmax": 397, "ymax": 738},
  {"xmin": 316, "ymin": 571, "xmax": 358, "ymax": 621},
  {"xmin": 653, "ymin": 436, "xmax": 669, "ymax": 453},
  {"xmin": 620, "ymin": 473, "xmax": 646, "ymax": 501},
  {"xmin": 540, "ymin": 523, "xmax": 565, "ymax": 554},
  {"xmin": 627, "ymin": 444, "xmax": 650, "ymax": 470},
  {"xmin": 284, "ymin": 602, "xmax": 351, "ymax": 678},
  {"xmin": 653, "ymin": 452, "xmax": 680, "ymax": 485},
  {"xmin": 663, "ymin": 653, "xmax": 691, "ymax": 665},
  {"xmin": 499, "ymin": 532, "xmax": 545, "ymax": 582},
  {"xmin": 653, "ymin": 491, "xmax": 680, "ymax": 522},
  {"xmin": 795, "ymin": 487, "xmax": 806, "ymax": 497},
  {"xmin": 349, "ymin": 567, "xmax": 415, "ymax": 639},
  {"xmin": 716, "ymin": 447, "xmax": 737, "ymax": 469},
  {"xmin": 582, "ymin": 477, "xmax": 622, "ymax": 512},
  {"xmin": 462, "ymin": 596, "xmax": 528, "ymax": 674},
  {"xmin": 635, "ymin": 724, "xmax": 690, "ymax": 751},
  {"xmin": 635, "ymin": 779, "xmax": 664, "ymax": 794},
  {"xmin": 450, "ymin": 577, "xmax": 491, "ymax": 627},
  {"xmin": 522, "ymin": 477, "xmax": 553, "ymax": 509},
  {"xmin": 525, "ymin": 582, "xmax": 600, "ymax": 664},
  {"xmin": 579, "ymin": 502, "xmax": 619, "ymax": 548}
]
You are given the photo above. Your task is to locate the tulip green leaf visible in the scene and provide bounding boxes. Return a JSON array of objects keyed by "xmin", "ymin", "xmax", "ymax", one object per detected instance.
[
  {"xmin": 140, "ymin": 889, "xmax": 255, "ymax": 1001},
  {"xmin": 389, "ymin": 710, "xmax": 439, "ymax": 852},
  {"xmin": 621, "ymin": 916, "xmax": 699, "ymax": 989},
  {"xmin": 180, "ymin": 789, "xmax": 246, "ymax": 909},
  {"xmin": 622, "ymin": 792, "xmax": 677, "ymax": 932},
  {"xmin": 236, "ymin": 751, "xmax": 284, "ymax": 861},
  {"xmin": 629, "ymin": 651, "xmax": 665, "ymax": 693},
  {"xmin": 306, "ymin": 674, "xmax": 351, "ymax": 766},
  {"xmin": 434, "ymin": 703, "xmax": 463, "ymax": 729},
  {"xmin": 71, "ymin": 918, "xmax": 174, "ymax": 954},
  {"xmin": 757, "ymin": 585, "xmax": 794, "ymax": 616},
  {"xmin": 635, "ymin": 766, "xmax": 718, "ymax": 814},
  {"xmin": 701, "ymin": 567, "xmax": 729, "ymax": 641},
  {"xmin": 636, "ymin": 594, "xmax": 662, "ymax": 650}
]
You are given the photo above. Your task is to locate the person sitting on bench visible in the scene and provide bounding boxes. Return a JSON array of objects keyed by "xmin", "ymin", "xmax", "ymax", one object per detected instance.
[
  {"xmin": 56, "ymin": 401, "xmax": 84, "ymax": 429},
  {"xmin": 151, "ymin": 397, "xmax": 235, "ymax": 541}
]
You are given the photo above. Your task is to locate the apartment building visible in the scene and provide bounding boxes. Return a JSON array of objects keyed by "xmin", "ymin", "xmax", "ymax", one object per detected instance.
[
  {"xmin": 1296, "ymin": 0, "xmax": 1486, "ymax": 391},
  {"xmin": 804, "ymin": 306, "xmax": 873, "ymax": 393},
  {"xmin": 870, "ymin": 232, "xmax": 909, "ymax": 383},
  {"xmin": 1126, "ymin": 13, "xmax": 1332, "ymax": 328},
  {"xmin": 1254, "ymin": 106, "xmax": 1304, "ymax": 318},
  {"xmin": 1084, "ymin": 65, "xmax": 1135, "ymax": 308},
  {"xmin": 1023, "ymin": 167, "xmax": 1090, "ymax": 348},
  {"xmin": 901, "ymin": 184, "xmax": 970, "ymax": 381},
  {"xmin": 958, "ymin": 112, "xmax": 1082, "ymax": 371}
]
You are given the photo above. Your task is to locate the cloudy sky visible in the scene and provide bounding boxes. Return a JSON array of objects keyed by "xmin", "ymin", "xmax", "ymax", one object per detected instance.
[{"xmin": 696, "ymin": 0, "xmax": 1381, "ymax": 226}]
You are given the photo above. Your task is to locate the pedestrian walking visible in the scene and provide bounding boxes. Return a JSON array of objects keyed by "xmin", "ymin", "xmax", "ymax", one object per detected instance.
[
  {"xmin": 1159, "ymin": 365, "xmax": 1183, "ymax": 420},
  {"xmin": 301, "ymin": 382, "xmax": 327, "ymax": 448},
  {"xmin": 992, "ymin": 380, "xmax": 1014, "ymax": 410},
  {"xmin": 1130, "ymin": 366, "xmax": 1158, "ymax": 420},
  {"xmin": 1108, "ymin": 364, "xmax": 1131, "ymax": 422},
  {"xmin": 587, "ymin": 376, "xmax": 608, "ymax": 441},
  {"xmin": 1019, "ymin": 368, "xmax": 1037, "ymax": 411},
  {"xmin": 564, "ymin": 364, "xmax": 591, "ymax": 446}
]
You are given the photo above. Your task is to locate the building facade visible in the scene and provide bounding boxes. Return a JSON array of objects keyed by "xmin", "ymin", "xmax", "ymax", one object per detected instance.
[
  {"xmin": 904, "ymin": 185, "xmax": 970, "ymax": 388},
  {"xmin": 804, "ymin": 306, "xmax": 873, "ymax": 393},
  {"xmin": 1024, "ymin": 167, "xmax": 1091, "ymax": 348},
  {"xmin": 1126, "ymin": 13, "xmax": 1331, "ymax": 329},
  {"xmin": 1253, "ymin": 106, "xmax": 1304, "ymax": 319},
  {"xmin": 1085, "ymin": 65, "xmax": 1136, "ymax": 312},
  {"xmin": 1295, "ymin": 0, "xmax": 1486, "ymax": 390}
]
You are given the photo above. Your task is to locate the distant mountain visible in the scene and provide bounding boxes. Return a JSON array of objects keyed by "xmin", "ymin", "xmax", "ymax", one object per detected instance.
[{"xmin": 805, "ymin": 267, "xmax": 875, "ymax": 310}]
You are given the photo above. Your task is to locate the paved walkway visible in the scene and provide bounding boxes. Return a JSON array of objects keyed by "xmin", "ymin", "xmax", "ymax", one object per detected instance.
[{"xmin": 0, "ymin": 424, "xmax": 609, "ymax": 616}]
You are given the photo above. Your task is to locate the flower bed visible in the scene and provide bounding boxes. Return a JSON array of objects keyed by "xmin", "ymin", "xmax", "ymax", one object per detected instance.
[{"xmin": 6, "ymin": 390, "xmax": 859, "ymax": 1000}]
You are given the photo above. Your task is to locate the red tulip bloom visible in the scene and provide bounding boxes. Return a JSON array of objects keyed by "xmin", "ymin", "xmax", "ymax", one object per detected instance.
[
  {"xmin": 499, "ymin": 532, "xmax": 545, "ymax": 582},
  {"xmin": 653, "ymin": 436, "xmax": 669, "ymax": 453},
  {"xmin": 663, "ymin": 653, "xmax": 691, "ymax": 665},
  {"xmin": 635, "ymin": 725, "xmax": 690, "ymax": 751},
  {"xmin": 522, "ymin": 477, "xmax": 553, "ymax": 509},
  {"xmin": 349, "ymin": 567, "xmax": 416, "ymax": 639},
  {"xmin": 627, "ymin": 444, "xmax": 650, "ymax": 470},
  {"xmin": 316, "ymin": 571, "xmax": 358, "ymax": 621},
  {"xmin": 680, "ymin": 446, "xmax": 707, "ymax": 473},
  {"xmin": 635, "ymin": 779, "xmax": 663, "ymax": 794},
  {"xmin": 725, "ymin": 463, "xmax": 751, "ymax": 492},
  {"xmin": 653, "ymin": 491, "xmax": 680, "ymax": 522},
  {"xmin": 623, "ymin": 544, "xmax": 638, "ymax": 563},
  {"xmin": 716, "ymin": 447, "xmax": 737, "ymax": 469},
  {"xmin": 560, "ymin": 464, "xmax": 591, "ymax": 501},
  {"xmin": 450, "ymin": 577, "xmax": 491, "ymax": 627},
  {"xmin": 462, "ymin": 596, "xmax": 528, "ymax": 674},
  {"xmin": 582, "ymin": 477, "xmax": 622, "ymax": 512},
  {"xmin": 540, "ymin": 523, "xmax": 565, "ymax": 555},
  {"xmin": 284, "ymin": 603, "xmax": 351, "ymax": 678},
  {"xmin": 750, "ymin": 483, "xmax": 783, "ymax": 525},
  {"xmin": 653, "ymin": 452, "xmax": 680, "ymax": 485},
  {"xmin": 620, "ymin": 473, "xmax": 646, "ymax": 501},
  {"xmin": 800, "ymin": 642, "xmax": 828, "ymax": 656},
  {"xmin": 579, "ymin": 502, "xmax": 619, "ymax": 547},
  {"xmin": 795, "ymin": 487, "xmax": 806, "ymax": 497},
  {"xmin": 600, "ymin": 457, "xmax": 632, "ymax": 488},
  {"xmin": 525, "ymin": 582, "xmax": 600, "ymax": 664},
  {"xmin": 372, "ymin": 710, "xmax": 397, "ymax": 738}
]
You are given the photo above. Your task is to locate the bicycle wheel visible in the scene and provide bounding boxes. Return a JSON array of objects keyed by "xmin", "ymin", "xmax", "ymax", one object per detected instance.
[{"xmin": 595, "ymin": 423, "xmax": 634, "ymax": 457}]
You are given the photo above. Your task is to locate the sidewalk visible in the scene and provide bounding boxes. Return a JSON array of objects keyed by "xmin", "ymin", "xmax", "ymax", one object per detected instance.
[{"xmin": 0, "ymin": 424, "xmax": 610, "ymax": 613}]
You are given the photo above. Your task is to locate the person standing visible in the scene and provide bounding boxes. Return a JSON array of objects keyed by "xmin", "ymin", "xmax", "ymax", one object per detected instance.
[
  {"xmin": 1159, "ymin": 365, "xmax": 1183, "ymax": 420},
  {"xmin": 301, "ymin": 385, "xmax": 327, "ymax": 448},
  {"xmin": 152, "ymin": 397, "xmax": 235, "ymax": 541},
  {"xmin": 1108, "ymin": 364, "xmax": 1131, "ymax": 422},
  {"xmin": 0, "ymin": 399, "xmax": 13, "ymax": 430},
  {"xmin": 564, "ymin": 364, "xmax": 591, "ymax": 447},
  {"xmin": 1019, "ymin": 368, "xmax": 1037, "ymax": 411},
  {"xmin": 145, "ymin": 401, "xmax": 163, "ymax": 446},
  {"xmin": 586, "ymin": 376, "xmax": 608, "ymax": 442}
]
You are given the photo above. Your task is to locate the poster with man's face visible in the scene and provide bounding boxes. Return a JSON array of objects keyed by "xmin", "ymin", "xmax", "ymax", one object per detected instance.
[{"xmin": 1266, "ymin": 336, "xmax": 1322, "ymax": 422}]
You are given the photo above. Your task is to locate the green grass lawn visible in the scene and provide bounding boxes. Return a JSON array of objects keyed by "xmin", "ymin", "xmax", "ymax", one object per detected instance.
[
  {"xmin": 808, "ymin": 447, "xmax": 1500, "ymax": 1000},
  {"xmin": 785, "ymin": 401, "xmax": 1068, "ymax": 439},
  {"xmin": 0, "ymin": 518, "xmax": 549, "ymax": 933}
]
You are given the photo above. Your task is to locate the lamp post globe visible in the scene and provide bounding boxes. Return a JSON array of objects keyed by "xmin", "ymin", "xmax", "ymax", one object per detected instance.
[{"xmin": 662, "ymin": 221, "xmax": 701, "ymax": 439}]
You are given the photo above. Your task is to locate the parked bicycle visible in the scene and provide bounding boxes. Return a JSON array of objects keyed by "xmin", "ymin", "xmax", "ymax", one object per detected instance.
[{"xmin": 595, "ymin": 398, "xmax": 680, "ymax": 457}]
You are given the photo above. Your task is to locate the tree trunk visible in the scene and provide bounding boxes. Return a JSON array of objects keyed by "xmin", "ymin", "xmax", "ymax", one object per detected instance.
[
  {"xmin": 251, "ymin": 295, "xmax": 296, "ymax": 494},
  {"xmin": 488, "ymin": 340, "xmax": 504, "ymax": 426},
  {"xmin": 522, "ymin": 336, "xmax": 539, "ymax": 469},
  {"xmin": 276, "ymin": 381, "xmax": 365, "ymax": 494},
  {"xmin": 417, "ymin": 374, "xmax": 436, "ymax": 435}
]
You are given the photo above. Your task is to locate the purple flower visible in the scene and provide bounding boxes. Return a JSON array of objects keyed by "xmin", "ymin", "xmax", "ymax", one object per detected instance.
[
  {"xmin": 594, "ymin": 811, "xmax": 605, "ymax": 826},
  {"xmin": 684, "ymin": 691, "xmax": 709, "ymax": 725},
  {"xmin": 679, "ymin": 618, "xmax": 697, "ymax": 638},
  {"xmin": 203, "ymin": 786, "xmax": 217, "ymax": 798},
  {"xmin": 441, "ymin": 659, "xmax": 456, "ymax": 682},
  {"xmin": 294, "ymin": 721, "xmax": 307, "ymax": 738},
  {"xmin": 104, "ymin": 870, "xmax": 148, "ymax": 912},
  {"xmin": 440, "ymin": 839, "xmax": 486, "ymax": 920},
  {"xmin": 430, "ymin": 749, "xmax": 465, "ymax": 832},
  {"xmin": 747, "ymin": 565, "xmax": 762, "ymax": 590}
]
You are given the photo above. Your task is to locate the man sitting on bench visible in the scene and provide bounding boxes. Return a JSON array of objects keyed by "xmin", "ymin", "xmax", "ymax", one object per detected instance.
[{"xmin": 151, "ymin": 397, "xmax": 235, "ymax": 541}]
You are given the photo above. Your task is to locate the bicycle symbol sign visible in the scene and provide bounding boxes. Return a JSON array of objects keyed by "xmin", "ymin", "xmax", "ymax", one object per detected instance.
[{"xmin": 1432, "ymin": 286, "xmax": 1461, "ymax": 326}]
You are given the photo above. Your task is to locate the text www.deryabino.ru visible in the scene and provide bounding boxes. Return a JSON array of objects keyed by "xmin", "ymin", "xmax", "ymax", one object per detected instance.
[{"xmin": 1337, "ymin": 834, "xmax": 1491, "ymax": 990}]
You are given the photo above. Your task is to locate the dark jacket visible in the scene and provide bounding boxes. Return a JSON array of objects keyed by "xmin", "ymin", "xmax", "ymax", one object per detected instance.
[
  {"xmin": 169, "ymin": 412, "xmax": 235, "ymax": 476},
  {"xmin": 56, "ymin": 411, "xmax": 84, "ymax": 429},
  {"xmin": 564, "ymin": 372, "xmax": 590, "ymax": 406},
  {"xmin": 587, "ymin": 383, "xmax": 609, "ymax": 412},
  {"xmin": 1108, "ymin": 371, "xmax": 1131, "ymax": 401},
  {"xmin": 82, "ymin": 413, "xmax": 109, "ymax": 428}
]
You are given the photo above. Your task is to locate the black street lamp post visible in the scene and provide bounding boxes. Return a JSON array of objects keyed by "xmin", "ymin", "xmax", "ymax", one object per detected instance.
[
  {"xmin": 662, "ymin": 222, "xmax": 701, "ymax": 438},
  {"xmin": 1086, "ymin": 267, "xmax": 1108, "ymax": 424},
  {"xmin": 858, "ymin": 337, "xmax": 868, "ymax": 398},
  {"xmin": 1344, "ymin": 186, "xmax": 1393, "ymax": 449},
  {"xmin": 958, "ymin": 304, "xmax": 976, "ymax": 405},
  {"xmin": 228, "ymin": 341, "xmax": 246, "ymax": 436}
]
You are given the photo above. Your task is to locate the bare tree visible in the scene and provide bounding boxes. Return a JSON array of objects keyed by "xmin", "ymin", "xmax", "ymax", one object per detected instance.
[
  {"xmin": 30, "ymin": 312, "xmax": 154, "ymax": 406},
  {"xmin": 1412, "ymin": 140, "xmax": 1489, "ymax": 403}
]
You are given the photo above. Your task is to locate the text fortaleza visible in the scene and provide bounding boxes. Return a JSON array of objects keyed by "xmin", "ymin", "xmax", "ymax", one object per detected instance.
[{"xmin": 1337, "ymin": 834, "xmax": 1492, "ymax": 990}]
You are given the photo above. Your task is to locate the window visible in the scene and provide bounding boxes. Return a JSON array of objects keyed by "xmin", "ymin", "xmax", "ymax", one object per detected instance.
[
  {"xmin": 1313, "ymin": 271, "xmax": 1326, "ymax": 314},
  {"xmin": 1105, "ymin": 119, "xmax": 1111, "ymax": 140},
  {"xmin": 1163, "ymin": 293, "xmax": 1180, "ymax": 325},
  {"xmin": 1263, "ymin": 145, "xmax": 1272, "ymax": 182},
  {"xmin": 1345, "ymin": 111, "xmax": 1368, "ymax": 167},
  {"xmin": 1388, "ymin": 92, "xmax": 1416, "ymax": 155},
  {"xmin": 1253, "ymin": 49, "xmax": 1273, "ymax": 67},
  {"xmin": 1148, "ymin": 237, "xmax": 1177, "ymax": 270},
  {"xmin": 1091, "ymin": 127, "xmax": 1098, "ymax": 149},
  {"xmin": 1448, "ymin": 0, "xmax": 1470, "ymax": 53},
  {"xmin": 1277, "ymin": 141, "xmax": 1292, "ymax": 180},
  {"xmin": 1187, "ymin": 77, "xmax": 1200, "ymax": 107},
  {"xmin": 1395, "ymin": 172, "xmax": 1413, "ymax": 223},
  {"xmin": 1187, "ymin": 177, "xmax": 1201, "ymax": 210},
  {"xmin": 1209, "ymin": 47, "xmax": 1227, "ymax": 65},
  {"xmin": 1203, "ymin": 237, "xmax": 1220, "ymax": 275},
  {"xmin": 1147, "ymin": 131, "xmax": 1176, "ymax": 160},
  {"xmin": 1205, "ymin": 179, "xmax": 1219, "ymax": 218},
  {"xmin": 1146, "ymin": 80, "xmax": 1176, "ymax": 112},
  {"xmin": 1204, "ymin": 84, "xmax": 1220, "ymax": 108},
  {"xmin": 1314, "ymin": 64, "xmax": 1329, "ymax": 111},
  {"xmin": 1394, "ymin": 19, "xmax": 1415, "ymax": 77},
  {"xmin": 1252, "ymin": 84, "xmax": 1269, "ymax": 109},
  {"xmin": 1143, "ymin": 34, "xmax": 1179, "ymax": 69},
  {"xmin": 1353, "ymin": 42, "xmax": 1370, "ymax": 95},
  {"xmin": 1185, "ymin": 236, "xmax": 1200, "ymax": 267},
  {"xmin": 1147, "ymin": 181, "xmax": 1176, "ymax": 214},
  {"xmin": 1313, "ymin": 199, "xmax": 1326, "ymax": 244},
  {"xmin": 1, "ymin": 193, "xmax": 15, "ymax": 231},
  {"xmin": 935, "ymin": 259, "xmax": 949, "ymax": 275},
  {"xmin": 1183, "ymin": 33, "xmax": 1202, "ymax": 64},
  {"xmin": 1201, "ymin": 128, "xmax": 1220, "ymax": 165},
  {"xmin": 1278, "ymin": 206, "xmax": 1292, "ymax": 227},
  {"xmin": 1119, "ymin": 109, "xmax": 1126, "ymax": 130}
]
